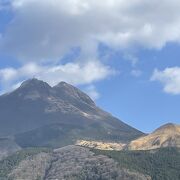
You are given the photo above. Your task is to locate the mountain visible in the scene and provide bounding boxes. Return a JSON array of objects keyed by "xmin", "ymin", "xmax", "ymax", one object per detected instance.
[
  {"xmin": 128, "ymin": 123, "xmax": 180, "ymax": 150},
  {"xmin": 0, "ymin": 78, "xmax": 144, "ymax": 148},
  {"xmin": 0, "ymin": 145, "xmax": 151, "ymax": 180}
]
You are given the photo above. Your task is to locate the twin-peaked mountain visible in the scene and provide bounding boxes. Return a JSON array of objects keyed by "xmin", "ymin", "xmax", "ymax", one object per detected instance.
[{"xmin": 0, "ymin": 79, "xmax": 143, "ymax": 148}]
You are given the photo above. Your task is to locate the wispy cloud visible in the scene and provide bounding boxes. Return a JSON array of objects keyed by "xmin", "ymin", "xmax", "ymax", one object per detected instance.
[
  {"xmin": 0, "ymin": 61, "xmax": 117, "ymax": 93},
  {"xmin": 84, "ymin": 85, "xmax": 100, "ymax": 100},
  {"xmin": 131, "ymin": 69, "xmax": 142, "ymax": 77},
  {"xmin": 151, "ymin": 67, "xmax": 180, "ymax": 95}
]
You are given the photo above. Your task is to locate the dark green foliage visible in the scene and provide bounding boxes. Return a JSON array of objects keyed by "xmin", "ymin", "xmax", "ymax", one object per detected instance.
[
  {"xmin": 0, "ymin": 148, "xmax": 52, "ymax": 179},
  {"xmin": 93, "ymin": 148, "xmax": 180, "ymax": 180}
]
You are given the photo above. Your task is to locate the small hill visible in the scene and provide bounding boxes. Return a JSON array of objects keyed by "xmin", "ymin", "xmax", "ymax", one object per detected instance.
[{"xmin": 128, "ymin": 123, "xmax": 180, "ymax": 150}]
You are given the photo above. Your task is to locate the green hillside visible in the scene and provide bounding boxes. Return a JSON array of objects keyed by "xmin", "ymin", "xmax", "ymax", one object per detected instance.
[
  {"xmin": 93, "ymin": 147, "xmax": 180, "ymax": 180},
  {"xmin": 0, "ymin": 148, "xmax": 51, "ymax": 179},
  {"xmin": 0, "ymin": 146, "xmax": 149, "ymax": 180}
]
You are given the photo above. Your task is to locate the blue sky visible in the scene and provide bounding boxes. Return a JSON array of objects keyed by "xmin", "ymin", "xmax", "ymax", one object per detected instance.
[
  {"xmin": 95, "ymin": 44, "xmax": 180, "ymax": 132},
  {"xmin": 0, "ymin": 0, "xmax": 180, "ymax": 133}
]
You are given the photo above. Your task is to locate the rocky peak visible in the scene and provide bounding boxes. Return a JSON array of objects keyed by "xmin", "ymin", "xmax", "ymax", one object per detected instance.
[
  {"xmin": 12, "ymin": 78, "xmax": 52, "ymax": 99},
  {"xmin": 53, "ymin": 81, "xmax": 95, "ymax": 107},
  {"xmin": 19, "ymin": 78, "xmax": 51, "ymax": 90}
]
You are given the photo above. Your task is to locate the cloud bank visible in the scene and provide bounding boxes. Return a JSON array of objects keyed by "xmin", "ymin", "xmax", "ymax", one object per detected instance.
[
  {"xmin": 1, "ymin": 0, "xmax": 180, "ymax": 96},
  {"xmin": 1, "ymin": 0, "xmax": 180, "ymax": 61}
]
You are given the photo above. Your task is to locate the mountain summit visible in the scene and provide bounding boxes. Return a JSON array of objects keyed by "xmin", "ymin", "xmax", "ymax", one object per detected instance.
[
  {"xmin": 11, "ymin": 78, "xmax": 52, "ymax": 99},
  {"xmin": 0, "ymin": 79, "xmax": 143, "ymax": 148},
  {"xmin": 53, "ymin": 81, "xmax": 96, "ymax": 108}
]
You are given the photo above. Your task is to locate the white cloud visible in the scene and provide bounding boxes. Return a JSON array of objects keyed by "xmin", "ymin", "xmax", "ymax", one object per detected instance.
[
  {"xmin": 151, "ymin": 67, "xmax": 180, "ymax": 95},
  {"xmin": 123, "ymin": 53, "xmax": 139, "ymax": 66},
  {"xmin": 2, "ymin": 0, "xmax": 180, "ymax": 96},
  {"xmin": 1, "ymin": 0, "xmax": 180, "ymax": 61},
  {"xmin": 131, "ymin": 69, "xmax": 142, "ymax": 77},
  {"xmin": 0, "ymin": 61, "xmax": 116, "ymax": 93},
  {"xmin": 84, "ymin": 85, "xmax": 100, "ymax": 100}
]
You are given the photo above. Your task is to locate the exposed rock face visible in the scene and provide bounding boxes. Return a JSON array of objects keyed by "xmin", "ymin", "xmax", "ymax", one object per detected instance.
[
  {"xmin": 0, "ymin": 138, "xmax": 21, "ymax": 160},
  {"xmin": 8, "ymin": 145, "xmax": 151, "ymax": 180},
  {"xmin": 0, "ymin": 78, "xmax": 143, "ymax": 148},
  {"xmin": 128, "ymin": 123, "xmax": 180, "ymax": 150},
  {"xmin": 53, "ymin": 81, "xmax": 96, "ymax": 107},
  {"xmin": 76, "ymin": 140, "xmax": 126, "ymax": 150}
]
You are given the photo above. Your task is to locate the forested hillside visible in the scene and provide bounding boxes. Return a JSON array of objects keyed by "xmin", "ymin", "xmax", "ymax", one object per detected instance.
[
  {"xmin": 0, "ymin": 146, "xmax": 150, "ymax": 180},
  {"xmin": 93, "ymin": 147, "xmax": 180, "ymax": 180}
]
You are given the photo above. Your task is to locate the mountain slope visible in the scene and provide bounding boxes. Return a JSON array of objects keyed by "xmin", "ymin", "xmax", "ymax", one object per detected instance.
[
  {"xmin": 128, "ymin": 123, "xmax": 180, "ymax": 150},
  {"xmin": 0, "ymin": 78, "xmax": 144, "ymax": 148},
  {"xmin": 0, "ymin": 138, "xmax": 21, "ymax": 160}
]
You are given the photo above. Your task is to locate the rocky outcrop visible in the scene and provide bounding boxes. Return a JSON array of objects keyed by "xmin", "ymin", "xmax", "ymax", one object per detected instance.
[{"xmin": 76, "ymin": 140, "xmax": 126, "ymax": 150}]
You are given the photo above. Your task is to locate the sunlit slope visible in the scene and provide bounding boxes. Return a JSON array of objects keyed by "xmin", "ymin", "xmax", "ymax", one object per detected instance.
[{"xmin": 128, "ymin": 123, "xmax": 180, "ymax": 150}]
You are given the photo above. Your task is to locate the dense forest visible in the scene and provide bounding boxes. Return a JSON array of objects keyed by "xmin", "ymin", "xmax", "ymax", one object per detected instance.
[
  {"xmin": 0, "ymin": 148, "xmax": 52, "ymax": 179},
  {"xmin": 0, "ymin": 146, "xmax": 149, "ymax": 180},
  {"xmin": 93, "ymin": 147, "xmax": 180, "ymax": 180},
  {"xmin": 0, "ymin": 146, "xmax": 179, "ymax": 180}
]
